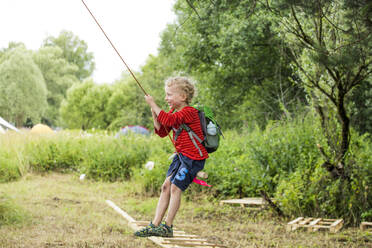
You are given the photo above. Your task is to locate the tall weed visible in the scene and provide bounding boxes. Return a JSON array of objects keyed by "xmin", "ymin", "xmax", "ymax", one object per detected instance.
[
  {"xmin": 80, "ymin": 134, "xmax": 150, "ymax": 182},
  {"xmin": 26, "ymin": 132, "xmax": 84, "ymax": 172},
  {"xmin": 0, "ymin": 132, "xmax": 26, "ymax": 182},
  {"xmin": 0, "ymin": 194, "xmax": 28, "ymax": 226}
]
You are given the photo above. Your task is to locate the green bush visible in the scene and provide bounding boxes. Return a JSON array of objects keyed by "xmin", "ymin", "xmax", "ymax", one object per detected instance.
[
  {"xmin": 26, "ymin": 132, "xmax": 84, "ymax": 172},
  {"xmin": 24, "ymin": 131, "xmax": 151, "ymax": 182},
  {"xmin": 275, "ymin": 132, "xmax": 372, "ymax": 225},
  {"xmin": 204, "ymin": 114, "xmax": 323, "ymax": 199},
  {"xmin": 80, "ymin": 134, "xmax": 150, "ymax": 182}
]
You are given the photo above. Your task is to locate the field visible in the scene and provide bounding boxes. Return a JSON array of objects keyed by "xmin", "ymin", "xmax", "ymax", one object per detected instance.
[{"xmin": 0, "ymin": 173, "xmax": 370, "ymax": 248}]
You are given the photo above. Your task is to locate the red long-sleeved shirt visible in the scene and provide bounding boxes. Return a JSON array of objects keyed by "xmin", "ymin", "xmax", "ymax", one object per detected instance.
[{"xmin": 155, "ymin": 106, "xmax": 208, "ymax": 160}]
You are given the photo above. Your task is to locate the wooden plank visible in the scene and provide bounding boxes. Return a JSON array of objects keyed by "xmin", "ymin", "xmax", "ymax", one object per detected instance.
[
  {"xmin": 308, "ymin": 218, "xmax": 322, "ymax": 232},
  {"xmin": 288, "ymin": 217, "xmax": 304, "ymax": 225},
  {"xmin": 148, "ymin": 236, "xmax": 175, "ymax": 248},
  {"xmin": 106, "ymin": 200, "xmax": 136, "ymax": 222},
  {"xmin": 360, "ymin": 222, "xmax": 372, "ymax": 231},
  {"xmin": 105, "ymin": 199, "xmax": 226, "ymax": 248},
  {"xmin": 161, "ymin": 240, "xmax": 222, "ymax": 246},
  {"xmin": 220, "ymin": 198, "xmax": 266, "ymax": 206},
  {"xmin": 299, "ymin": 218, "xmax": 313, "ymax": 225},
  {"xmin": 173, "ymin": 234, "xmax": 200, "ymax": 238},
  {"xmin": 287, "ymin": 217, "xmax": 343, "ymax": 233},
  {"xmin": 286, "ymin": 217, "xmax": 304, "ymax": 231},
  {"xmin": 162, "ymin": 238, "xmax": 208, "ymax": 242},
  {"xmin": 329, "ymin": 219, "xmax": 344, "ymax": 233},
  {"xmin": 150, "ymin": 236, "xmax": 226, "ymax": 248},
  {"xmin": 105, "ymin": 200, "xmax": 139, "ymax": 231}
]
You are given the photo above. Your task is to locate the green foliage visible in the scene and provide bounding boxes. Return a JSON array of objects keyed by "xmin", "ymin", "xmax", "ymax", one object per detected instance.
[
  {"xmin": 26, "ymin": 133, "xmax": 84, "ymax": 172},
  {"xmin": 0, "ymin": 46, "xmax": 47, "ymax": 126},
  {"xmin": 349, "ymin": 80, "xmax": 372, "ymax": 135},
  {"xmin": 80, "ymin": 134, "xmax": 149, "ymax": 182},
  {"xmin": 106, "ymin": 55, "xmax": 173, "ymax": 131},
  {"xmin": 158, "ymin": 0, "xmax": 306, "ymax": 129},
  {"xmin": 33, "ymin": 46, "xmax": 79, "ymax": 126},
  {"xmin": 0, "ymin": 194, "xmax": 28, "ymax": 226},
  {"xmin": 275, "ymin": 132, "xmax": 372, "ymax": 225},
  {"xmin": 105, "ymin": 76, "xmax": 149, "ymax": 131},
  {"xmin": 0, "ymin": 150, "xmax": 21, "ymax": 183},
  {"xmin": 60, "ymin": 80, "xmax": 112, "ymax": 129},
  {"xmin": 266, "ymin": 0, "xmax": 371, "ymax": 168},
  {"xmin": 23, "ymin": 131, "xmax": 150, "ymax": 182},
  {"xmin": 204, "ymin": 113, "xmax": 323, "ymax": 198},
  {"xmin": 0, "ymin": 132, "xmax": 29, "ymax": 179},
  {"xmin": 43, "ymin": 30, "xmax": 95, "ymax": 80}
]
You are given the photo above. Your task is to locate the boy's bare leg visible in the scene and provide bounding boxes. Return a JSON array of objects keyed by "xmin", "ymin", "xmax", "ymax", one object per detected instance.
[
  {"xmin": 164, "ymin": 184, "xmax": 182, "ymax": 227},
  {"xmin": 153, "ymin": 177, "xmax": 171, "ymax": 226}
]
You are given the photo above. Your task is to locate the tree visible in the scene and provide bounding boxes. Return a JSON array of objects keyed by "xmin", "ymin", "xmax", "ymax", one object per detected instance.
[
  {"xmin": 104, "ymin": 54, "xmax": 174, "ymax": 130},
  {"xmin": 60, "ymin": 79, "xmax": 112, "ymax": 129},
  {"xmin": 0, "ymin": 47, "xmax": 47, "ymax": 127},
  {"xmin": 349, "ymin": 80, "xmax": 372, "ymax": 134},
  {"xmin": 260, "ymin": 0, "xmax": 372, "ymax": 178},
  {"xmin": 105, "ymin": 76, "xmax": 147, "ymax": 130},
  {"xmin": 159, "ymin": 0, "xmax": 306, "ymax": 129},
  {"xmin": 33, "ymin": 46, "xmax": 79, "ymax": 126},
  {"xmin": 43, "ymin": 30, "xmax": 95, "ymax": 80},
  {"xmin": 178, "ymin": 0, "xmax": 371, "ymax": 176}
]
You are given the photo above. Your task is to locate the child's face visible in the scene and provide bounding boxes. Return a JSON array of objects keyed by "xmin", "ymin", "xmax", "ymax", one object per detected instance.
[{"xmin": 164, "ymin": 85, "xmax": 187, "ymax": 110}]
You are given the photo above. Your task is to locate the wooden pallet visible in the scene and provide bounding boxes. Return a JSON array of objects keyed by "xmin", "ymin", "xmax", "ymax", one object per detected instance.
[
  {"xmin": 106, "ymin": 200, "xmax": 226, "ymax": 248},
  {"xmin": 360, "ymin": 222, "xmax": 372, "ymax": 233},
  {"xmin": 287, "ymin": 217, "xmax": 343, "ymax": 233},
  {"xmin": 219, "ymin": 197, "xmax": 267, "ymax": 210}
]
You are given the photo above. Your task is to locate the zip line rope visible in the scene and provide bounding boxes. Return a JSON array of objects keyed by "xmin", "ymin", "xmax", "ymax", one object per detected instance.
[{"xmin": 81, "ymin": 0, "xmax": 147, "ymax": 96}]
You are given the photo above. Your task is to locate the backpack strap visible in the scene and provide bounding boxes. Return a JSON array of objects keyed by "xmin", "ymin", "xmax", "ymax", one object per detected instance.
[{"xmin": 173, "ymin": 124, "xmax": 204, "ymax": 157}]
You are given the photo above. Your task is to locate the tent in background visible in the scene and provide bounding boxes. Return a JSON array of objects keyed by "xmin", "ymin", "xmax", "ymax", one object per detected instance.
[
  {"xmin": 115, "ymin": 125, "xmax": 150, "ymax": 138},
  {"xmin": 0, "ymin": 117, "xmax": 20, "ymax": 133},
  {"xmin": 30, "ymin": 124, "xmax": 53, "ymax": 134}
]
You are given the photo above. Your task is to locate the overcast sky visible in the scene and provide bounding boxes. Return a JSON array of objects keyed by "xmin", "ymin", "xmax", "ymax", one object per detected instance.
[{"xmin": 0, "ymin": 0, "xmax": 176, "ymax": 84}]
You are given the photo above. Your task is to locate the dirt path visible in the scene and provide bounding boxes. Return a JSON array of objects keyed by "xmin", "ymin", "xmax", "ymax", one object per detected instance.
[{"xmin": 0, "ymin": 173, "xmax": 369, "ymax": 247}]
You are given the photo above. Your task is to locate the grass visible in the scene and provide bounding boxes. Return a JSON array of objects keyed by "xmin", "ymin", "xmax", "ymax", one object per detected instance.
[{"xmin": 0, "ymin": 173, "xmax": 370, "ymax": 248}]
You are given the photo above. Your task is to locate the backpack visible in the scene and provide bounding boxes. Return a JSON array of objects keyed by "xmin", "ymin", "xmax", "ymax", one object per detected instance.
[{"xmin": 174, "ymin": 105, "xmax": 223, "ymax": 157}]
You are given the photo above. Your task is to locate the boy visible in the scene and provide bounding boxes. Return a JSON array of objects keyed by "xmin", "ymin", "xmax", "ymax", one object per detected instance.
[{"xmin": 135, "ymin": 76, "xmax": 208, "ymax": 237}]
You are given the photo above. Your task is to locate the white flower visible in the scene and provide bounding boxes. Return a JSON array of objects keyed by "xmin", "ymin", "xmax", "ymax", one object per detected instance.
[{"xmin": 145, "ymin": 161, "xmax": 155, "ymax": 170}]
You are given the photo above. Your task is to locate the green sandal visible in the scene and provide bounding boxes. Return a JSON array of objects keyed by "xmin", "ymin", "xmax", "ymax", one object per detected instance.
[
  {"xmin": 153, "ymin": 223, "xmax": 173, "ymax": 237},
  {"xmin": 134, "ymin": 222, "xmax": 157, "ymax": 237}
]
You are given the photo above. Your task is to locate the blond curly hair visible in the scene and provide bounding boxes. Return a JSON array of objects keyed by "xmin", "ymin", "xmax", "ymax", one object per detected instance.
[{"xmin": 165, "ymin": 76, "xmax": 196, "ymax": 105}]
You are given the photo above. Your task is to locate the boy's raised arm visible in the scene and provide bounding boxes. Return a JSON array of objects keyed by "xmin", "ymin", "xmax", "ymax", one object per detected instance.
[{"xmin": 151, "ymin": 109, "xmax": 161, "ymax": 131}]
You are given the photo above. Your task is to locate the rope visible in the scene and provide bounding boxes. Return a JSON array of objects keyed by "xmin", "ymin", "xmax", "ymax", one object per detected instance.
[{"xmin": 81, "ymin": 0, "xmax": 147, "ymax": 95}]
